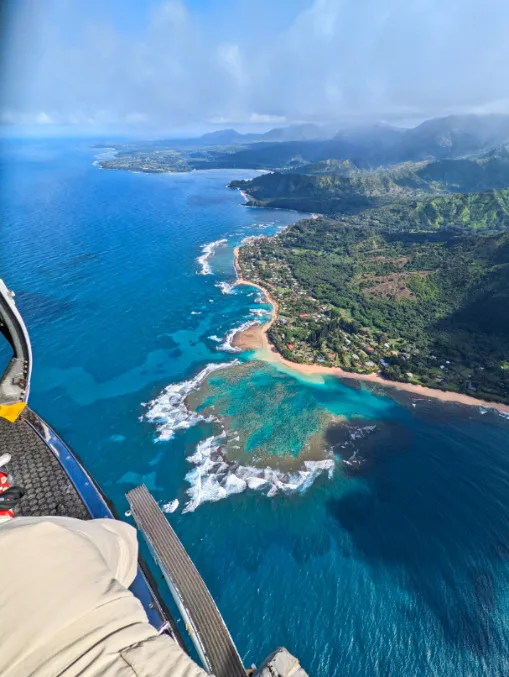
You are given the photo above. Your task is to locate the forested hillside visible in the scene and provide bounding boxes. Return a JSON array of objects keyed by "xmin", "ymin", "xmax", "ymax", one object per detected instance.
[
  {"xmin": 238, "ymin": 198, "xmax": 509, "ymax": 403},
  {"xmin": 229, "ymin": 150, "xmax": 509, "ymax": 215},
  {"xmin": 348, "ymin": 188, "xmax": 509, "ymax": 233},
  {"xmin": 230, "ymin": 170, "xmax": 423, "ymax": 213}
]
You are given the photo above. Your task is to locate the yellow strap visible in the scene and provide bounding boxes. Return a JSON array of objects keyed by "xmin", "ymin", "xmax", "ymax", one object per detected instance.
[{"xmin": 0, "ymin": 402, "xmax": 26, "ymax": 422}]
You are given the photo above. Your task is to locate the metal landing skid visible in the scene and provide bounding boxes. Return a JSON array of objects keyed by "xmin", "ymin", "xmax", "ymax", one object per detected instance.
[
  {"xmin": 127, "ymin": 485, "xmax": 246, "ymax": 677},
  {"xmin": 127, "ymin": 485, "xmax": 309, "ymax": 677}
]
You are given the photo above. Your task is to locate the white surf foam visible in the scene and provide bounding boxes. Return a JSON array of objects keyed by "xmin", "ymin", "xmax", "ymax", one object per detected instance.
[
  {"xmin": 144, "ymin": 360, "xmax": 336, "ymax": 513},
  {"xmin": 182, "ymin": 432, "xmax": 335, "ymax": 513},
  {"xmin": 249, "ymin": 308, "xmax": 271, "ymax": 318},
  {"xmin": 343, "ymin": 450, "xmax": 361, "ymax": 468},
  {"xmin": 478, "ymin": 406, "xmax": 509, "ymax": 420},
  {"xmin": 218, "ymin": 320, "xmax": 260, "ymax": 353},
  {"xmin": 162, "ymin": 499, "xmax": 179, "ymax": 513},
  {"xmin": 215, "ymin": 281, "xmax": 236, "ymax": 295},
  {"xmin": 240, "ymin": 234, "xmax": 266, "ymax": 246},
  {"xmin": 350, "ymin": 425, "xmax": 376, "ymax": 440},
  {"xmin": 196, "ymin": 238, "xmax": 227, "ymax": 275},
  {"xmin": 144, "ymin": 361, "xmax": 239, "ymax": 441}
]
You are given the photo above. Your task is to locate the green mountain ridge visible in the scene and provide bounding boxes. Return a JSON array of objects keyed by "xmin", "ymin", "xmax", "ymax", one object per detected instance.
[
  {"xmin": 229, "ymin": 150, "xmax": 509, "ymax": 216},
  {"xmin": 348, "ymin": 187, "xmax": 509, "ymax": 234}
]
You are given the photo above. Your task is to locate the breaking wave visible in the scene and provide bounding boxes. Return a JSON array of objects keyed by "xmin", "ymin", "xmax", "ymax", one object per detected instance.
[
  {"xmin": 143, "ymin": 361, "xmax": 239, "ymax": 441},
  {"xmin": 249, "ymin": 307, "xmax": 271, "ymax": 318},
  {"xmin": 219, "ymin": 320, "xmax": 260, "ymax": 353},
  {"xmin": 162, "ymin": 499, "xmax": 179, "ymax": 513},
  {"xmin": 144, "ymin": 361, "xmax": 335, "ymax": 513},
  {"xmin": 196, "ymin": 238, "xmax": 227, "ymax": 275},
  {"xmin": 479, "ymin": 405, "xmax": 509, "ymax": 420},
  {"xmin": 182, "ymin": 432, "xmax": 335, "ymax": 513},
  {"xmin": 215, "ymin": 280, "xmax": 236, "ymax": 294}
]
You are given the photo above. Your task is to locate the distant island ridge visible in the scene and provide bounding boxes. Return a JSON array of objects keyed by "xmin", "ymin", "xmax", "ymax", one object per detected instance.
[{"xmin": 99, "ymin": 114, "xmax": 509, "ymax": 174}]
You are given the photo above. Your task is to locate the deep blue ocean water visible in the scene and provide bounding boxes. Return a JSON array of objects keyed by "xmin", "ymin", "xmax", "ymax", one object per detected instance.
[{"xmin": 3, "ymin": 138, "xmax": 509, "ymax": 676}]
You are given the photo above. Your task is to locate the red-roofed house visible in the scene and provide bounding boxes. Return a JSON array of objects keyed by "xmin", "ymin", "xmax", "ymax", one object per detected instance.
[
  {"xmin": 299, "ymin": 313, "xmax": 309, "ymax": 318},
  {"xmin": 367, "ymin": 346, "xmax": 374, "ymax": 352},
  {"xmin": 287, "ymin": 344, "xmax": 294, "ymax": 351}
]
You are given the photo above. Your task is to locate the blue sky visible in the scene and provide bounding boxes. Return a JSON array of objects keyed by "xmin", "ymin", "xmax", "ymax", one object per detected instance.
[{"xmin": 2, "ymin": 0, "xmax": 509, "ymax": 134}]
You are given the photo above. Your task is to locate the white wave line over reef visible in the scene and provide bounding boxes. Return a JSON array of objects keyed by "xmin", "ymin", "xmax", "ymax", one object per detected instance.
[
  {"xmin": 144, "ymin": 361, "xmax": 238, "ymax": 441},
  {"xmin": 144, "ymin": 361, "xmax": 335, "ymax": 513},
  {"xmin": 218, "ymin": 320, "xmax": 260, "ymax": 353},
  {"xmin": 196, "ymin": 238, "xmax": 227, "ymax": 275}
]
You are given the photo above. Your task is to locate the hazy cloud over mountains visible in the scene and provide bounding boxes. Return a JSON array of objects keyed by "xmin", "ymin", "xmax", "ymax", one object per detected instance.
[{"xmin": 2, "ymin": 0, "xmax": 509, "ymax": 131}]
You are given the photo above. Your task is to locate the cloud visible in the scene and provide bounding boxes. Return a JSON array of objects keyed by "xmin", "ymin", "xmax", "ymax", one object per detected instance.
[
  {"xmin": 34, "ymin": 112, "xmax": 55, "ymax": 125},
  {"xmin": 2, "ymin": 0, "xmax": 509, "ymax": 130},
  {"xmin": 207, "ymin": 113, "xmax": 287, "ymax": 126},
  {"xmin": 249, "ymin": 113, "xmax": 287, "ymax": 124}
]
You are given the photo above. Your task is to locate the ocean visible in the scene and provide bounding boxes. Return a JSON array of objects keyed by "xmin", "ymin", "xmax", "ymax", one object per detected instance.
[{"xmin": 2, "ymin": 137, "xmax": 509, "ymax": 676}]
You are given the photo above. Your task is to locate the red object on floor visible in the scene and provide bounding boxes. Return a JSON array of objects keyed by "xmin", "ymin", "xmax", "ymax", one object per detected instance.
[{"xmin": 0, "ymin": 471, "xmax": 14, "ymax": 519}]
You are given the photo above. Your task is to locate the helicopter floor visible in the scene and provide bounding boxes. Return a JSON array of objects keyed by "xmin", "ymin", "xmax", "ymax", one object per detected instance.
[{"xmin": 0, "ymin": 412, "xmax": 89, "ymax": 519}]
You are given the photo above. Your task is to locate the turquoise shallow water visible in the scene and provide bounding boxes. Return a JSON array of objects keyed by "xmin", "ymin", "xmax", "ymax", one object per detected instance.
[
  {"xmin": 3, "ymin": 138, "xmax": 509, "ymax": 675},
  {"xmin": 191, "ymin": 361, "xmax": 398, "ymax": 463}
]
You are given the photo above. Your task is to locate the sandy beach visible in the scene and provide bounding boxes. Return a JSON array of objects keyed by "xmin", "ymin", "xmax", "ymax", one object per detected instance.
[{"xmin": 232, "ymin": 249, "xmax": 509, "ymax": 414}]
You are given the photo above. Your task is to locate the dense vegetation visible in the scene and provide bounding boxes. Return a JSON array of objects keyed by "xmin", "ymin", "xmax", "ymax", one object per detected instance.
[
  {"xmin": 239, "ymin": 199, "xmax": 509, "ymax": 403},
  {"xmin": 347, "ymin": 188, "xmax": 509, "ymax": 234},
  {"xmin": 229, "ymin": 150, "xmax": 509, "ymax": 216},
  {"xmin": 230, "ymin": 170, "xmax": 420, "ymax": 213}
]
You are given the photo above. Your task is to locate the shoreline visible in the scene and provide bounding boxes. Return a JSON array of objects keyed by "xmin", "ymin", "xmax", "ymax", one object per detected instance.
[
  {"xmin": 239, "ymin": 189, "xmax": 253, "ymax": 202},
  {"xmin": 232, "ymin": 249, "xmax": 509, "ymax": 414}
]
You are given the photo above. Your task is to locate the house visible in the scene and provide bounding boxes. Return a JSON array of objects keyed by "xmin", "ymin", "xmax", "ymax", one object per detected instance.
[
  {"xmin": 288, "ymin": 344, "xmax": 294, "ymax": 351},
  {"xmin": 299, "ymin": 313, "xmax": 310, "ymax": 318},
  {"xmin": 328, "ymin": 353, "xmax": 336, "ymax": 359},
  {"xmin": 367, "ymin": 346, "xmax": 374, "ymax": 352}
]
